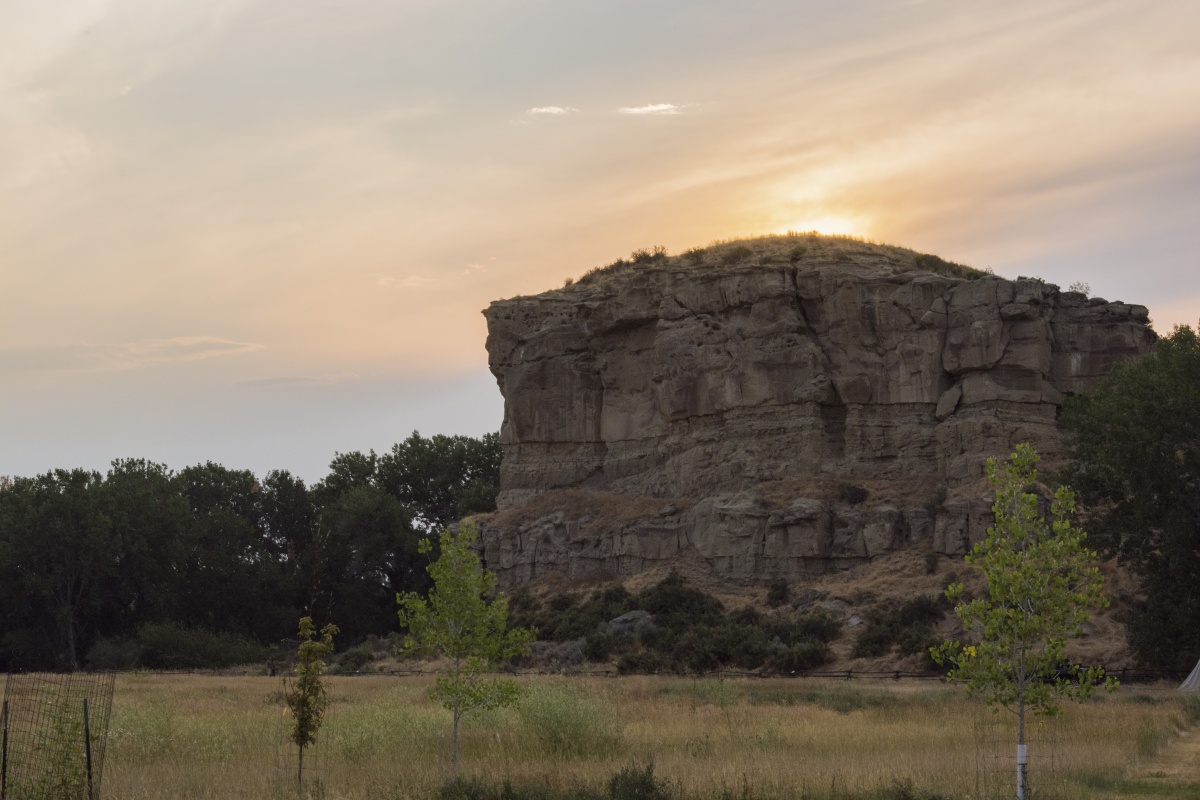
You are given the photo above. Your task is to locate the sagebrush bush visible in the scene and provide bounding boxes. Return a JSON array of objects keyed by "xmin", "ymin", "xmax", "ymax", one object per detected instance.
[
  {"xmin": 517, "ymin": 572, "xmax": 849, "ymax": 675},
  {"xmin": 852, "ymin": 595, "xmax": 948, "ymax": 662},
  {"xmin": 767, "ymin": 642, "xmax": 834, "ymax": 674},
  {"xmin": 608, "ymin": 762, "xmax": 671, "ymax": 800},
  {"xmin": 726, "ymin": 246, "xmax": 753, "ymax": 264},
  {"xmin": 333, "ymin": 641, "xmax": 376, "ymax": 673}
]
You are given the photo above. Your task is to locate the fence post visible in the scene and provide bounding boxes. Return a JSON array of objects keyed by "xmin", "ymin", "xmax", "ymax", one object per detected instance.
[
  {"xmin": 84, "ymin": 698, "xmax": 93, "ymax": 800},
  {"xmin": 2, "ymin": 699, "xmax": 8, "ymax": 800}
]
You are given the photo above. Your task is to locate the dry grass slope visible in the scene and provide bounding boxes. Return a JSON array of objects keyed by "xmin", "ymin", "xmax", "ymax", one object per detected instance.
[{"xmin": 563, "ymin": 234, "xmax": 985, "ymax": 291}]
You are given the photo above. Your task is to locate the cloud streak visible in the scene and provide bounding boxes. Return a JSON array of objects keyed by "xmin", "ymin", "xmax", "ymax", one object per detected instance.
[
  {"xmin": 0, "ymin": 336, "xmax": 264, "ymax": 374},
  {"xmin": 526, "ymin": 106, "xmax": 577, "ymax": 116},
  {"xmin": 618, "ymin": 103, "xmax": 682, "ymax": 115}
]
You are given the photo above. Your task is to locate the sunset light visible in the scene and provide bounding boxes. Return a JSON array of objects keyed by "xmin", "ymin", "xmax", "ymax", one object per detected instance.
[
  {"xmin": 777, "ymin": 216, "xmax": 863, "ymax": 238},
  {"xmin": 1, "ymin": 0, "xmax": 1197, "ymax": 481}
]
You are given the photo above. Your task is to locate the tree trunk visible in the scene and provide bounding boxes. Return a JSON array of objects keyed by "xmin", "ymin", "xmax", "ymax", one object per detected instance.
[
  {"xmin": 1017, "ymin": 662, "xmax": 1027, "ymax": 800},
  {"xmin": 1017, "ymin": 685, "xmax": 1027, "ymax": 800},
  {"xmin": 298, "ymin": 743, "xmax": 305, "ymax": 796},
  {"xmin": 451, "ymin": 705, "xmax": 460, "ymax": 774},
  {"xmin": 66, "ymin": 603, "xmax": 78, "ymax": 670}
]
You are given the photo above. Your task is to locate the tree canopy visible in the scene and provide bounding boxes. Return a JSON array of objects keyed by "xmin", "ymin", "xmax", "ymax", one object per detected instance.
[
  {"xmin": 1061, "ymin": 324, "xmax": 1200, "ymax": 670},
  {"xmin": 0, "ymin": 431, "xmax": 501, "ymax": 671}
]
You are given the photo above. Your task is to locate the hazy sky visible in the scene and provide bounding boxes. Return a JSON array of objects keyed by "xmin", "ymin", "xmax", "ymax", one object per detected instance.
[{"xmin": 3, "ymin": 0, "xmax": 1198, "ymax": 482}]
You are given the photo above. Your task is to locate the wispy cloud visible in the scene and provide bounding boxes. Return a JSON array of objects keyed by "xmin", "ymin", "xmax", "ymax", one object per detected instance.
[
  {"xmin": 0, "ymin": 336, "xmax": 264, "ymax": 374},
  {"xmin": 618, "ymin": 103, "xmax": 682, "ymax": 115},
  {"xmin": 526, "ymin": 106, "xmax": 577, "ymax": 116}
]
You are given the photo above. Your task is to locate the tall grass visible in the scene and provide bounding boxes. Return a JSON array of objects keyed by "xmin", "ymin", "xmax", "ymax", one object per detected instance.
[{"xmin": 88, "ymin": 674, "xmax": 1198, "ymax": 800}]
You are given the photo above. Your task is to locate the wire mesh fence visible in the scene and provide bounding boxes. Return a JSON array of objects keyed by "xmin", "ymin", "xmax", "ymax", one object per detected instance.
[
  {"xmin": 972, "ymin": 702, "xmax": 1062, "ymax": 800},
  {"xmin": 1, "ymin": 672, "xmax": 116, "ymax": 800}
]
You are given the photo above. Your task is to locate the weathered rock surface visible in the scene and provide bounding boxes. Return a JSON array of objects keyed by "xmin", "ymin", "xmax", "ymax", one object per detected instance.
[{"xmin": 477, "ymin": 237, "xmax": 1155, "ymax": 586}]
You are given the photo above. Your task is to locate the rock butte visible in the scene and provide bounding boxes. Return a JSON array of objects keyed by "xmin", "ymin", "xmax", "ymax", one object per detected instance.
[{"xmin": 477, "ymin": 236, "xmax": 1155, "ymax": 587}]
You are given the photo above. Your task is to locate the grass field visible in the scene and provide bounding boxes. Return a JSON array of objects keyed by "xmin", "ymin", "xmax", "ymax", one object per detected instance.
[{"xmin": 90, "ymin": 674, "xmax": 1200, "ymax": 800}]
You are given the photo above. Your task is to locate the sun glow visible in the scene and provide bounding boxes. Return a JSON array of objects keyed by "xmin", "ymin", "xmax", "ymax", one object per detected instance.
[{"xmin": 776, "ymin": 215, "xmax": 862, "ymax": 237}]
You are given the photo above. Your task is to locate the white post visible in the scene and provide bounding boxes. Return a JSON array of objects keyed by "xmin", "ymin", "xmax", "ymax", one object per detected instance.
[{"xmin": 1016, "ymin": 743, "xmax": 1028, "ymax": 800}]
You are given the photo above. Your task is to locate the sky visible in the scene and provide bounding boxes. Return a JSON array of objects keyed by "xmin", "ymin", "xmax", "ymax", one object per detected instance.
[{"xmin": 2, "ymin": 0, "xmax": 1198, "ymax": 483}]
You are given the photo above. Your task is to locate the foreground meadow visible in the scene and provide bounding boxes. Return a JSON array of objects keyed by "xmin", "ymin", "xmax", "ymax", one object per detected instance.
[{"xmin": 99, "ymin": 673, "xmax": 1199, "ymax": 800}]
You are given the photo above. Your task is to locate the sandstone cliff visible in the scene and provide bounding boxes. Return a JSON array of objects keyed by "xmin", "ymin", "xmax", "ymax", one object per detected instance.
[{"xmin": 477, "ymin": 236, "xmax": 1155, "ymax": 586}]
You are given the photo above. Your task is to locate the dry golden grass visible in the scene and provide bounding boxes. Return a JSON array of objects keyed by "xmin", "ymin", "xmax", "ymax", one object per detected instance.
[{"xmin": 94, "ymin": 673, "xmax": 1199, "ymax": 800}]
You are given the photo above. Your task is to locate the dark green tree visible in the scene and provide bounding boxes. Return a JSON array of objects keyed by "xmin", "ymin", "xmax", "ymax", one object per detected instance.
[
  {"xmin": 1061, "ymin": 323, "xmax": 1200, "ymax": 669},
  {"xmin": 378, "ymin": 431, "xmax": 501, "ymax": 530},
  {"xmin": 0, "ymin": 469, "xmax": 113, "ymax": 668},
  {"xmin": 317, "ymin": 484, "xmax": 423, "ymax": 643},
  {"xmin": 101, "ymin": 459, "xmax": 191, "ymax": 634},
  {"xmin": 176, "ymin": 462, "xmax": 294, "ymax": 640},
  {"xmin": 262, "ymin": 470, "xmax": 324, "ymax": 615}
]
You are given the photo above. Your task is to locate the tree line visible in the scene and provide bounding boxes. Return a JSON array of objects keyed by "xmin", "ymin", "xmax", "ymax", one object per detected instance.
[{"xmin": 0, "ymin": 432, "xmax": 500, "ymax": 671}]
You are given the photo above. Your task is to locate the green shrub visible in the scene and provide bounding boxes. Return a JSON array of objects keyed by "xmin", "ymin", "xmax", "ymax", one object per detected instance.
[
  {"xmin": 726, "ymin": 246, "xmax": 754, "ymax": 264},
  {"xmin": 767, "ymin": 642, "xmax": 833, "ymax": 674},
  {"xmin": 85, "ymin": 636, "xmax": 140, "ymax": 670},
  {"xmin": 536, "ymin": 573, "xmax": 844, "ymax": 676},
  {"xmin": 638, "ymin": 571, "xmax": 724, "ymax": 630},
  {"xmin": 583, "ymin": 630, "xmax": 621, "ymax": 662},
  {"xmin": 334, "ymin": 641, "xmax": 375, "ymax": 673},
  {"xmin": 521, "ymin": 586, "xmax": 637, "ymax": 643},
  {"xmin": 789, "ymin": 612, "xmax": 842, "ymax": 643},
  {"xmin": 137, "ymin": 623, "xmax": 269, "ymax": 669},
  {"xmin": 1182, "ymin": 694, "xmax": 1200, "ymax": 725},
  {"xmin": 766, "ymin": 579, "xmax": 789, "ymax": 608},
  {"xmin": 912, "ymin": 253, "xmax": 981, "ymax": 280},
  {"xmin": 852, "ymin": 595, "xmax": 947, "ymax": 662},
  {"xmin": 1135, "ymin": 720, "xmax": 1174, "ymax": 758},
  {"xmin": 434, "ymin": 764, "xmax": 668, "ymax": 800},
  {"xmin": 517, "ymin": 685, "xmax": 622, "ymax": 759},
  {"xmin": 608, "ymin": 762, "xmax": 672, "ymax": 800},
  {"xmin": 852, "ymin": 625, "xmax": 893, "ymax": 659},
  {"xmin": 672, "ymin": 628, "xmax": 721, "ymax": 674},
  {"xmin": 630, "ymin": 246, "xmax": 668, "ymax": 264}
]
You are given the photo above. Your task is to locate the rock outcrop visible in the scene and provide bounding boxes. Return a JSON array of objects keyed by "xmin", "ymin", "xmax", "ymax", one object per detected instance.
[{"xmin": 477, "ymin": 236, "xmax": 1155, "ymax": 586}]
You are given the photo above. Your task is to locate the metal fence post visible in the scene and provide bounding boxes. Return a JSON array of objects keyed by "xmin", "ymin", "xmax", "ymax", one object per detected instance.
[
  {"xmin": 83, "ymin": 698, "xmax": 93, "ymax": 800},
  {"xmin": 2, "ymin": 699, "xmax": 8, "ymax": 800}
]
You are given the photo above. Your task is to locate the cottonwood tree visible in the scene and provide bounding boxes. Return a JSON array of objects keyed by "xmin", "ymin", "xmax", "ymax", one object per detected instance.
[
  {"xmin": 285, "ymin": 616, "xmax": 337, "ymax": 794},
  {"xmin": 397, "ymin": 521, "xmax": 533, "ymax": 772},
  {"xmin": 933, "ymin": 443, "xmax": 1116, "ymax": 800},
  {"xmin": 1061, "ymin": 323, "xmax": 1200, "ymax": 670}
]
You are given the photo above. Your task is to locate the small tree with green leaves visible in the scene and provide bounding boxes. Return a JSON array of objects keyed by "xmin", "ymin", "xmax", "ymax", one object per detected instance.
[
  {"xmin": 284, "ymin": 617, "xmax": 337, "ymax": 794},
  {"xmin": 933, "ymin": 443, "xmax": 1115, "ymax": 800},
  {"xmin": 397, "ymin": 521, "xmax": 534, "ymax": 772}
]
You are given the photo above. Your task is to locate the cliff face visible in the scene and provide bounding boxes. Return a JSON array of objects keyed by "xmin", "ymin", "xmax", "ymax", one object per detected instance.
[{"xmin": 478, "ymin": 237, "xmax": 1155, "ymax": 586}]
